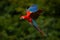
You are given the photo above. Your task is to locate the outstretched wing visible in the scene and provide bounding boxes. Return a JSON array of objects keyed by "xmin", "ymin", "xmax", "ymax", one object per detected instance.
[
  {"xmin": 26, "ymin": 4, "xmax": 43, "ymax": 20},
  {"xmin": 30, "ymin": 9, "xmax": 43, "ymax": 20},
  {"xmin": 27, "ymin": 4, "xmax": 38, "ymax": 13},
  {"xmin": 27, "ymin": 4, "xmax": 42, "ymax": 19},
  {"xmin": 26, "ymin": 4, "xmax": 38, "ymax": 17}
]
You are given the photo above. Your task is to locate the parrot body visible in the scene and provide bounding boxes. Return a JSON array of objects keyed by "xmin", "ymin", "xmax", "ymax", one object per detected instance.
[{"xmin": 20, "ymin": 4, "xmax": 45, "ymax": 36}]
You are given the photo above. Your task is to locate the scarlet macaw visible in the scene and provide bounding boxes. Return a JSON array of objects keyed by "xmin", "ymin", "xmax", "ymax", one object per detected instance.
[{"xmin": 20, "ymin": 4, "xmax": 45, "ymax": 36}]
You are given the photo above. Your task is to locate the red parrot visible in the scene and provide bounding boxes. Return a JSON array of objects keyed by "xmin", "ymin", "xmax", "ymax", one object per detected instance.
[{"xmin": 20, "ymin": 5, "xmax": 45, "ymax": 36}]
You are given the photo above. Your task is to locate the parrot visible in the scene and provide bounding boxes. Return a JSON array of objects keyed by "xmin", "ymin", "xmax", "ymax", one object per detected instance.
[{"xmin": 20, "ymin": 4, "xmax": 45, "ymax": 36}]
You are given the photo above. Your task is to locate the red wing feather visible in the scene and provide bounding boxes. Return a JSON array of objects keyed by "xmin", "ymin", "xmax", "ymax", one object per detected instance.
[{"xmin": 30, "ymin": 9, "xmax": 43, "ymax": 20}]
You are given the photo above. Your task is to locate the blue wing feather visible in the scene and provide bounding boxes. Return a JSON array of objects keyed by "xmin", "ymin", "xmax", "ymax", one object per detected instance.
[{"xmin": 27, "ymin": 4, "xmax": 38, "ymax": 13}]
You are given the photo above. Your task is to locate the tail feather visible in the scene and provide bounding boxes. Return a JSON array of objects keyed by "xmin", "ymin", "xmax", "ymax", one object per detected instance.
[{"xmin": 32, "ymin": 19, "xmax": 45, "ymax": 36}]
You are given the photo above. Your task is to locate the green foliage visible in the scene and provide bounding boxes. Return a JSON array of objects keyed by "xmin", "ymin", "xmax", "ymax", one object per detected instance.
[{"xmin": 0, "ymin": 0, "xmax": 60, "ymax": 40}]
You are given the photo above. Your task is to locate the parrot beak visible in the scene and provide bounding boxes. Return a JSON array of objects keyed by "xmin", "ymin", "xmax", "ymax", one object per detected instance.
[{"xmin": 20, "ymin": 16, "xmax": 24, "ymax": 20}]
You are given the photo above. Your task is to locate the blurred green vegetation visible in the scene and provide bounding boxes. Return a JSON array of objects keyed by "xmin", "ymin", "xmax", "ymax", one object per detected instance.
[{"xmin": 0, "ymin": 0, "xmax": 60, "ymax": 40}]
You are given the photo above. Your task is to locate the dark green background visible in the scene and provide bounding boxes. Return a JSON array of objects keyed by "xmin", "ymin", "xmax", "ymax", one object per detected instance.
[{"xmin": 0, "ymin": 0, "xmax": 60, "ymax": 40}]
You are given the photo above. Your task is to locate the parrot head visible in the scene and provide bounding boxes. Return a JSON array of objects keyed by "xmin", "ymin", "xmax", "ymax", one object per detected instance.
[{"xmin": 20, "ymin": 16, "xmax": 25, "ymax": 19}]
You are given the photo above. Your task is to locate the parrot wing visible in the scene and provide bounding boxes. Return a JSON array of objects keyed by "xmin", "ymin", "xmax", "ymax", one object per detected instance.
[
  {"xmin": 26, "ymin": 4, "xmax": 43, "ymax": 20},
  {"xmin": 27, "ymin": 4, "xmax": 38, "ymax": 13},
  {"xmin": 30, "ymin": 9, "xmax": 43, "ymax": 20}
]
